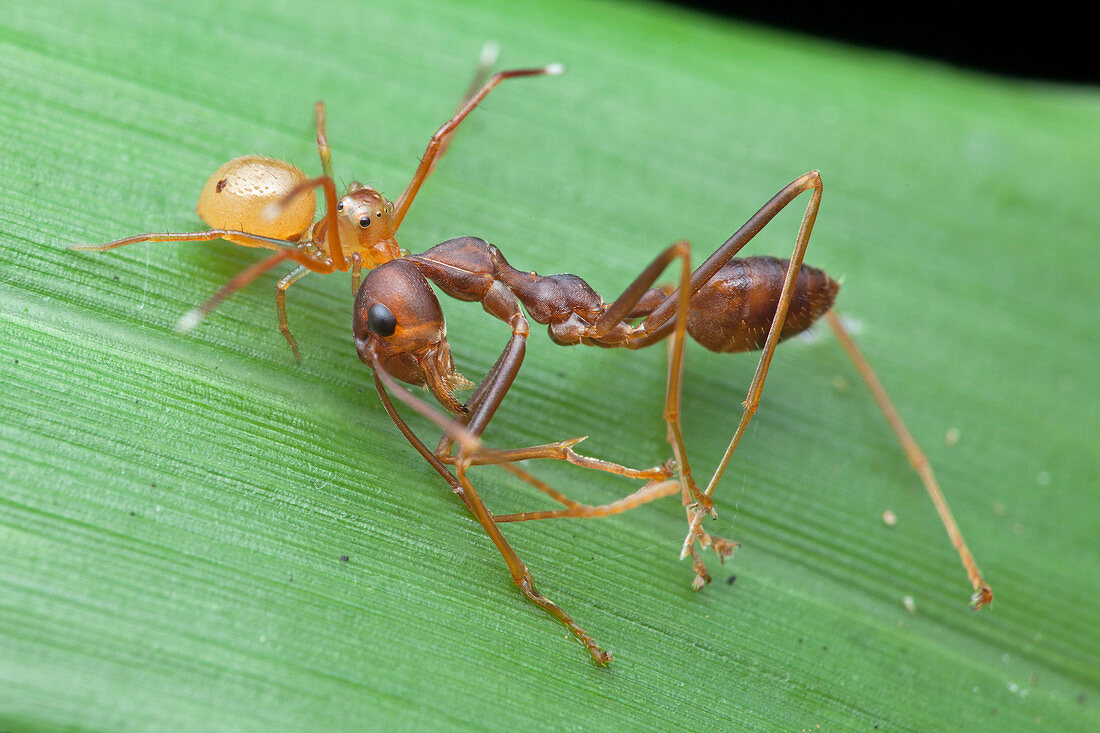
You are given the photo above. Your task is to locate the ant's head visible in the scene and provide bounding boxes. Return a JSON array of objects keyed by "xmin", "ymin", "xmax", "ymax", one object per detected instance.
[
  {"xmin": 354, "ymin": 259, "xmax": 471, "ymax": 414},
  {"xmin": 333, "ymin": 183, "xmax": 400, "ymax": 267}
]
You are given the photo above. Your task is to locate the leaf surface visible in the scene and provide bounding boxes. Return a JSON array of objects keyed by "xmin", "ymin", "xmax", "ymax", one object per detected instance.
[{"xmin": 1, "ymin": 1, "xmax": 1097, "ymax": 730}]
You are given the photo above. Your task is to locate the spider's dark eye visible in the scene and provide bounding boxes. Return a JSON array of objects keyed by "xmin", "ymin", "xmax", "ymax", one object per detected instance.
[
  {"xmin": 359, "ymin": 215, "xmax": 371, "ymax": 228},
  {"xmin": 367, "ymin": 303, "xmax": 396, "ymax": 337},
  {"xmin": 336, "ymin": 201, "xmax": 344, "ymax": 212}
]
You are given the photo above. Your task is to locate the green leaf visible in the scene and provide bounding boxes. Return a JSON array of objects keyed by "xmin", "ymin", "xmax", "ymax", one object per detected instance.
[{"xmin": 2, "ymin": 0, "xmax": 1097, "ymax": 729}]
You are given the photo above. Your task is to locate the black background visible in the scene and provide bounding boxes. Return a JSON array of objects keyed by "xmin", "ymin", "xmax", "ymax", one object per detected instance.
[{"xmin": 666, "ymin": 4, "xmax": 1091, "ymax": 85}]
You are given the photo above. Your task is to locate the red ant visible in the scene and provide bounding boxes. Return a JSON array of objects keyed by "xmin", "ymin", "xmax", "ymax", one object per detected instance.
[
  {"xmin": 346, "ymin": 171, "xmax": 994, "ymax": 665},
  {"xmin": 73, "ymin": 47, "xmax": 561, "ymax": 361}
]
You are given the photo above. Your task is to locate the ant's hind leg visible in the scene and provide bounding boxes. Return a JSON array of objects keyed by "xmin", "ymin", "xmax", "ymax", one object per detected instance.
[
  {"xmin": 371, "ymin": 367, "xmax": 610, "ymax": 665},
  {"xmin": 825, "ymin": 310, "xmax": 993, "ymax": 608}
]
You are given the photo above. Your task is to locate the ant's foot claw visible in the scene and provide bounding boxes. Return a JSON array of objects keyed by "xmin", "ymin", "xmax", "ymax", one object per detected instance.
[
  {"xmin": 690, "ymin": 495, "xmax": 718, "ymax": 519},
  {"xmin": 711, "ymin": 537, "xmax": 740, "ymax": 562},
  {"xmin": 591, "ymin": 648, "xmax": 613, "ymax": 666},
  {"xmin": 687, "ymin": 500, "xmax": 716, "ymax": 520},
  {"xmin": 970, "ymin": 585, "xmax": 994, "ymax": 610},
  {"xmin": 688, "ymin": 546, "xmax": 712, "ymax": 590}
]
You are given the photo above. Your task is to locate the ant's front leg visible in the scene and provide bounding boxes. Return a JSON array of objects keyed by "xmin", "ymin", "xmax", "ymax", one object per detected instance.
[
  {"xmin": 370, "ymin": 362, "xmax": 612, "ymax": 665},
  {"xmin": 445, "ymin": 437, "xmax": 672, "ymax": 481}
]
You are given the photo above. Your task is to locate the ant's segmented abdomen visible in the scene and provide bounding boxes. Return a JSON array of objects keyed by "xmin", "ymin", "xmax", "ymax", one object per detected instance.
[{"xmin": 687, "ymin": 256, "xmax": 839, "ymax": 353}]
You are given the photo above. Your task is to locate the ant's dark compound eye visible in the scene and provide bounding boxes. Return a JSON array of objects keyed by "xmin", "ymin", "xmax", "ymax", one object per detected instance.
[
  {"xmin": 336, "ymin": 201, "xmax": 344, "ymax": 212},
  {"xmin": 359, "ymin": 215, "xmax": 371, "ymax": 228},
  {"xmin": 367, "ymin": 303, "xmax": 396, "ymax": 337}
]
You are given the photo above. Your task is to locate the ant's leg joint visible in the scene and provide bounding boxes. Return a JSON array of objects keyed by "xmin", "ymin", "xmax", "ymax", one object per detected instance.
[
  {"xmin": 908, "ymin": 452, "xmax": 930, "ymax": 473},
  {"xmin": 509, "ymin": 313, "xmax": 530, "ymax": 337}
]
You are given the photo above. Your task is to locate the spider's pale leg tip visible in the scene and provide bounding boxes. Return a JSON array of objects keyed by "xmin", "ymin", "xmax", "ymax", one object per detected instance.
[
  {"xmin": 175, "ymin": 308, "xmax": 203, "ymax": 334},
  {"xmin": 544, "ymin": 63, "xmax": 566, "ymax": 76},
  {"xmin": 480, "ymin": 41, "xmax": 501, "ymax": 65},
  {"xmin": 458, "ymin": 433, "xmax": 483, "ymax": 455}
]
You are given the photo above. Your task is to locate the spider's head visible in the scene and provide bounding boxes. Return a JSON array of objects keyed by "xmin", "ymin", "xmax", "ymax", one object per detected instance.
[{"xmin": 331, "ymin": 183, "xmax": 400, "ymax": 267}]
